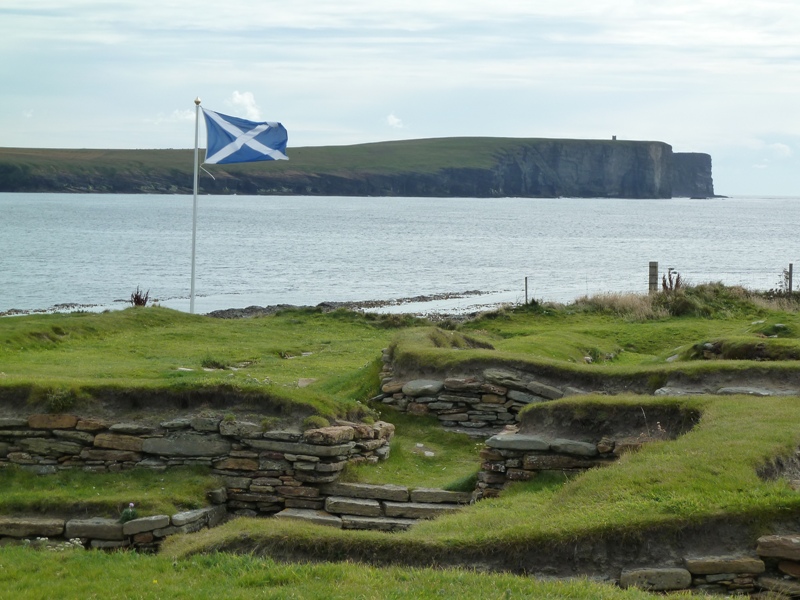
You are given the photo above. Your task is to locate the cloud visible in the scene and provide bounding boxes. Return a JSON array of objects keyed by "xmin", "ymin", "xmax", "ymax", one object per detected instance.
[
  {"xmin": 227, "ymin": 91, "xmax": 261, "ymax": 121},
  {"xmin": 386, "ymin": 113, "xmax": 404, "ymax": 129},
  {"xmin": 145, "ymin": 109, "xmax": 195, "ymax": 125},
  {"xmin": 768, "ymin": 142, "xmax": 792, "ymax": 159}
]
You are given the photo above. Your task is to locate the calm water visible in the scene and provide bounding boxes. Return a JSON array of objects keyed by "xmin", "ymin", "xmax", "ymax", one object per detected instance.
[{"xmin": 1, "ymin": 193, "xmax": 798, "ymax": 315}]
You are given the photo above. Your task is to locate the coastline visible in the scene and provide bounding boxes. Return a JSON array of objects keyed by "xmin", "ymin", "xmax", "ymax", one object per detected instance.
[{"xmin": 0, "ymin": 290, "xmax": 516, "ymax": 321}]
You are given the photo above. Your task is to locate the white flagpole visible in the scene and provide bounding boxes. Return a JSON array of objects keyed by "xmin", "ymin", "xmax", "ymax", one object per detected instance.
[{"xmin": 190, "ymin": 97, "xmax": 201, "ymax": 314}]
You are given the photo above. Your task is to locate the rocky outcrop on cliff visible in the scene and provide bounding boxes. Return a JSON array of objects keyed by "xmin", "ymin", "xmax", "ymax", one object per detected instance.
[{"xmin": 672, "ymin": 152, "xmax": 715, "ymax": 197}]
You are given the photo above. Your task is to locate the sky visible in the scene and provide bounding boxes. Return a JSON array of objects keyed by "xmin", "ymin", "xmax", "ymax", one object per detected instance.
[{"xmin": 2, "ymin": 1, "xmax": 799, "ymax": 195}]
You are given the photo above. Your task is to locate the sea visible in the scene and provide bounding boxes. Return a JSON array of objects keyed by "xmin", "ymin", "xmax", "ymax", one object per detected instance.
[{"xmin": 1, "ymin": 193, "xmax": 798, "ymax": 316}]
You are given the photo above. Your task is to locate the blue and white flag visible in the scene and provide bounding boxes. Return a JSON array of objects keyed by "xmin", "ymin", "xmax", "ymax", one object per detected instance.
[{"xmin": 202, "ymin": 108, "xmax": 288, "ymax": 164}]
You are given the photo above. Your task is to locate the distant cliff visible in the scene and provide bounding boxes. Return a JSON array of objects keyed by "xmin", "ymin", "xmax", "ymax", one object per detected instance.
[
  {"xmin": 672, "ymin": 152, "xmax": 715, "ymax": 197},
  {"xmin": 0, "ymin": 138, "xmax": 714, "ymax": 198}
]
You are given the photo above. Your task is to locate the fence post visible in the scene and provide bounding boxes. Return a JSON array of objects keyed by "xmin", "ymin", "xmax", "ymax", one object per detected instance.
[
  {"xmin": 790, "ymin": 263, "xmax": 794, "ymax": 296},
  {"xmin": 525, "ymin": 277, "xmax": 529, "ymax": 304},
  {"xmin": 648, "ymin": 261, "xmax": 658, "ymax": 294}
]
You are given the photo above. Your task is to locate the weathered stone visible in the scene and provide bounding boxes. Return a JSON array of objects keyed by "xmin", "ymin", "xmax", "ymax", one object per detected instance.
[
  {"xmin": 481, "ymin": 394, "xmax": 505, "ymax": 404},
  {"xmin": 274, "ymin": 508, "xmax": 342, "ymax": 528},
  {"xmin": 486, "ymin": 434, "xmax": 550, "ymax": 451},
  {"xmin": 778, "ymin": 560, "xmax": 800, "ymax": 578},
  {"xmin": 443, "ymin": 378, "xmax": 482, "ymax": 392},
  {"xmin": 684, "ymin": 555, "xmax": 765, "ymax": 575},
  {"xmin": 757, "ymin": 575, "xmax": 800, "ymax": 596},
  {"xmin": 28, "ymin": 414, "xmax": 79, "ymax": 429},
  {"xmin": 562, "ymin": 387, "xmax": 589, "ymax": 397},
  {"xmin": 94, "ymin": 433, "xmax": 144, "ymax": 452},
  {"xmin": 244, "ymin": 438, "xmax": 354, "ymax": 457},
  {"xmin": 596, "ymin": 437, "xmax": 615, "ymax": 454},
  {"xmin": 717, "ymin": 387, "xmax": 775, "ymax": 397},
  {"xmin": 314, "ymin": 460, "xmax": 347, "ymax": 473},
  {"xmin": 320, "ymin": 482, "xmax": 410, "ymax": 502},
  {"xmin": 383, "ymin": 501, "xmax": 462, "ymax": 519},
  {"xmin": 18, "ymin": 438, "xmax": 83, "ymax": 456},
  {"xmin": 0, "ymin": 442, "xmax": 9, "ymax": 457},
  {"xmin": 262, "ymin": 430, "xmax": 303, "ymax": 442},
  {"xmin": 407, "ymin": 403, "xmax": 430, "ymax": 416},
  {"xmin": 480, "ymin": 383, "xmax": 508, "ymax": 395},
  {"xmin": 172, "ymin": 508, "xmax": 214, "ymax": 527},
  {"xmin": 283, "ymin": 498, "xmax": 324, "ymax": 510},
  {"xmin": 522, "ymin": 454, "xmax": 603, "ymax": 470},
  {"xmin": 76, "ymin": 418, "xmax": 108, "ymax": 432},
  {"xmin": 550, "ymin": 438, "xmax": 598, "ymax": 457},
  {"xmin": 52, "ymin": 430, "xmax": 95, "ymax": 444},
  {"xmin": 109, "ymin": 423, "xmax": 155, "ymax": 435},
  {"xmin": 142, "ymin": 433, "xmax": 231, "ymax": 457},
  {"xmin": 276, "ymin": 486, "xmax": 319, "ymax": 498},
  {"xmin": 507, "ymin": 390, "xmax": 544, "ymax": 404},
  {"xmin": 619, "ymin": 568, "xmax": 691, "ymax": 591},
  {"xmin": 757, "ymin": 535, "xmax": 800, "ymax": 560},
  {"xmin": 0, "ymin": 517, "xmax": 65, "ymax": 538},
  {"xmin": 189, "ymin": 417, "xmax": 220, "ymax": 432},
  {"xmin": 65, "ymin": 518, "xmax": 124, "ymax": 541},
  {"xmin": 427, "ymin": 401, "xmax": 454, "ymax": 410},
  {"xmin": 525, "ymin": 381, "xmax": 563, "ymax": 400},
  {"xmin": 229, "ymin": 492, "xmax": 281, "ymax": 503},
  {"xmin": 0, "ymin": 430, "xmax": 48, "ymax": 438},
  {"xmin": 303, "ymin": 426, "xmax": 355, "ymax": 446},
  {"xmin": 213, "ymin": 457, "xmax": 259, "ymax": 471},
  {"xmin": 325, "ymin": 496, "xmax": 382, "ymax": 517},
  {"xmin": 207, "ymin": 505, "xmax": 227, "ymax": 528},
  {"xmin": 341, "ymin": 516, "xmax": 417, "ymax": 532},
  {"xmin": 502, "ymin": 468, "xmax": 531, "ymax": 481},
  {"xmin": 0, "ymin": 418, "xmax": 27, "ymax": 428},
  {"xmin": 483, "ymin": 368, "xmax": 528, "ymax": 391},
  {"xmin": 381, "ymin": 381, "xmax": 405, "ymax": 394},
  {"xmin": 219, "ymin": 420, "xmax": 264, "ymax": 438},
  {"xmin": 259, "ymin": 457, "xmax": 292, "ymax": 471},
  {"xmin": 133, "ymin": 532, "xmax": 155, "ymax": 544},
  {"xmin": 438, "ymin": 413, "xmax": 469, "ymax": 421},
  {"xmin": 80, "ymin": 448, "xmax": 141, "ymax": 462},
  {"xmin": 160, "ymin": 418, "xmax": 191, "ymax": 430},
  {"xmin": 122, "ymin": 515, "xmax": 171, "ymax": 535},
  {"xmin": 439, "ymin": 394, "xmax": 481, "ymax": 405},
  {"xmin": 402, "ymin": 380, "xmax": 444, "ymax": 397},
  {"xmin": 207, "ymin": 488, "xmax": 228, "ymax": 504},
  {"xmin": 410, "ymin": 488, "xmax": 472, "ymax": 504}
]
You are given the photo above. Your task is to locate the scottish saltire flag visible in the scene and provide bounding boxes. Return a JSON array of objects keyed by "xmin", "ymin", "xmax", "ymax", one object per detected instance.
[{"xmin": 202, "ymin": 108, "xmax": 288, "ymax": 164}]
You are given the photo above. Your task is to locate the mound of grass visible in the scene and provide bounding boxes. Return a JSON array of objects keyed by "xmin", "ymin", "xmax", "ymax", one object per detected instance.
[
  {"xmin": 0, "ymin": 546, "xmax": 659, "ymax": 600},
  {"xmin": 0, "ymin": 466, "xmax": 216, "ymax": 517},
  {"xmin": 0, "ymin": 306, "xmax": 395, "ymax": 419}
]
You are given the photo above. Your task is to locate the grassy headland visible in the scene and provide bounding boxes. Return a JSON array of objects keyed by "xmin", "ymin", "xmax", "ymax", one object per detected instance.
[{"xmin": 2, "ymin": 284, "xmax": 800, "ymax": 597}]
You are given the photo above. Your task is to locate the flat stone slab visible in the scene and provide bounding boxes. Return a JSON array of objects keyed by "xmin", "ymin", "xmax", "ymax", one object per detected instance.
[
  {"xmin": 486, "ymin": 434, "xmax": 550, "ymax": 451},
  {"xmin": 550, "ymin": 438, "xmax": 598, "ymax": 457},
  {"xmin": 172, "ymin": 507, "xmax": 215, "ymax": 527},
  {"xmin": 244, "ymin": 439, "xmax": 355, "ymax": 458},
  {"xmin": 382, "ymin": 501, "xmax": 462, "ymax": 519},
  {"xmin": 757, "ymin": 534, "xmax": 800, "ymax": 560},
  {"xmin": 684, "ymin": 555, "xmax": 765, "ymax": 575},
  {"xmin": 0, "ymin": 517, "xmax": 65, "ymax": 538},
  {"xmin": 122, "ymin": 515, "xmax": 170, "ymax": 536},
  {"xmin": 65, "ymin": 517, "xmax": 124, "ymax": 540},
  {"xmin": 409, "ymin": 488, "xmax": 472, "ymax": 504},
  {"xmin": 341, "ymin": 515, "xmax": 418, "ymax": 532},
  {"xmin": 319, "ymin": 482, "xmax": 410, "ymax": 502},
  {"xmin": 619, "ymin": 568, "xmax": 691, "ymax": 591},
  {"xmin": 274, "ymin": 508, "xmax": 342, "ymax": 528},
  {"xmin": 325, "ymin": 496, "xmax": 382, "ymax": 517},
  {"xmin": 142, "ymin": 433, "xmax": 231, "ymax": 457},
  {"xmin": 716, "ymin": 387, "xmax": 776, "ymax": 396},
  {"xmin": 525, "ymin": 381, "xmax": 563, "ymax": 400},
  {"xmin": 402, "ymin": 379, "xmax": 444, "ymax": 397},
  {"xmin": 758, "ymin": 575, "xmax": 800, "ymax": 596}
]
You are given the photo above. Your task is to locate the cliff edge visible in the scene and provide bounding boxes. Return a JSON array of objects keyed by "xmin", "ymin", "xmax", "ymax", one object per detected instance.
[{"xmin": 0, "ymin": 137, "xmax": 714, "ymax": 198}]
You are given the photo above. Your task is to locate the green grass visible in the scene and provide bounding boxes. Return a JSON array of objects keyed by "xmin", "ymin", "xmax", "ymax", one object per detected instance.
[
  {"xmin": 0, "ymin": 467, "xmax": 217, "ymax": 517},
  {"xmin": 0, "ymin": 547, "xmax": 661, "ymax": 599},
  {"xmin": 0, "ymin": 306, "xmax": 397, "ymax": 419},
  {"xmin": 339, "ymin": 410, "xmax": 482, "ymax": 489}
]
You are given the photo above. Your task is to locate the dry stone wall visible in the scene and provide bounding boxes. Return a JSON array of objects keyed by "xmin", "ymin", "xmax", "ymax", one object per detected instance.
[{"xmin": 377, "ymin": 357, "xmax": 588, "ymax": 430}]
